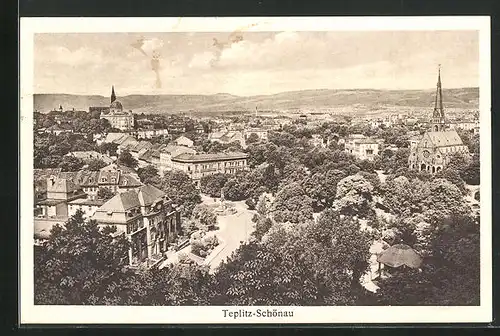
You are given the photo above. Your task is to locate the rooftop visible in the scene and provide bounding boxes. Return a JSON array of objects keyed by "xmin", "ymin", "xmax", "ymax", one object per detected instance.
[
  {"xmin": 426, "ymin": 130, "xmax": 465, "ymax": 147},
  {"xmin": 172, "ymin": 151, "xmax": 249, "ymax": 163}
]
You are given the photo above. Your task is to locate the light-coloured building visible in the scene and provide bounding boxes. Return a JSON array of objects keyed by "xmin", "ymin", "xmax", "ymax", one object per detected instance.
[
  {"xmin": 244, "ymin": 128, "xmax": 268, "ymax": 142},
  {"xmin": 68, "ymin": 198, "xmax": 106, "ymax": 219},
  {"xmin": 65, "ymin": 151, "xmax": 114, "ymax": 165},
  {"xmin": 92, "ymin": 185, "xmax": 181, "ymax": 267},
  {"xmin": 408, "ymin": 66, "xmax": 469, "ymax": 173},
  {"xmin": 58, "ymin": 165, "xmax": 142, "ymax": 200},
  {"xmin": 99, "ymin": 86, "xmax": 134, "ymax": 131},
  {"xmin": 309, "ymin": 134, "xmax": 330, "ymax": 148},
  {"xmin": 208, "ymin": 130, "xmax": 246, "ymax": 148},
  {"xmin": 344, "ymin": 137, "xmax": 381, "ymax": 161},
  {"xmin": 171, "ymin": 152, "xmax": 249, "ymax": 188},
  {"xmin": 131, "ymin": 128, "xmax": 169, "ymax": 140},
  {"xmin": 159, "ymin": 144, "xmax": 197, "ymax": 176},
  {"xmin": 174, "ymin": 135, "xmax": 194, "ymax": 148}
]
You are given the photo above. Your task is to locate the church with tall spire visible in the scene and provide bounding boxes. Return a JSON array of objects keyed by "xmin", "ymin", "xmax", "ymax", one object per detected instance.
[
  {"xmin": 431, "ymin": 65, "xmax": 447, "ymax": 132},
  {"xmin": 408, "ymin": 66, "xmax": 469, "ymax": 173},
  {"xmin": 99, "ymin": 86, "xmax": 134, "ymax": 131}
]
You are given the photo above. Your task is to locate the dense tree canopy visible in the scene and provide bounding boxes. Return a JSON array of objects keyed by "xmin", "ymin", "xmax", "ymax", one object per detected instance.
[
  {"xmin": 87, "ymin": 158, "xmax": 108, "ymax": 171},
  {"xmin": 200, "ymin": 173, "xmax": 229, "ymax": 198},
  {"xmin": 137, "ymin": 165, "xmax": 161, "ymax": 185},
  {"xmin": 270, "ymin": 182, "xmax": 313, "ymax": 224},
  {"xmin": 157, "ymin": 170, "xmax": 201, "ymax": 217},
  {"xmin": 117, "ymin": 150, "xmax": 138, "ymax": 169},
  {"xmin": 334, "ymin": 174, "xmax": 375, "ymax": 219},
  {"xmin": 34, "ymin": 211, "xmax": 131, "ymax": 305}
]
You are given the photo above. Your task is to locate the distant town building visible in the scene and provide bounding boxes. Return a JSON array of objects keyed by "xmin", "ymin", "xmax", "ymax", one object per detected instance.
[
  {"xmin": 173, "ymin": 135, "xmax": 194, "ymax": 148},
  {"xmin": 408, "ymin": 66, "xmax": 469, "ymax": 173},
  {"xmin": 99, "ymin": 86, "xmax": 134, "ymax": 131},
  {"xmin": 159, "ymin": 144, "xmax": 197, "ymax": 176},
  {"xmin": 309, "ymin": 134, "xmax": 330, "ymax": 148},
  {"xmin": 131, "ymin": 128, "xmax": 169, "ymax": 140},
  {"xmin": 244, "ymin": 128, "xmax": 268, "ymax": 142},
  {"xmin": 171, "ymin": 152, "xmax": 249, "ymax": 188},
  {"xmin": 344, "ymin": 136, "xmax": 381, "ymax": 161},
  {"xmin": 92, "ymin": 185, "xmax": 181, "ymax": 267},
  {"xmin": 58, "ymin": 164, "xmax": 142, "ymax": 200},
  {"xmin": 208, "ymin": 130, "xmax": 246, "ymax": 148},
  {"xmin": 45, "ymin": 124, "xmax": 73, "ymax": 135},
  {"xmin": 65, "ymin": 151, "xmax": 114, "ymax": 165}
]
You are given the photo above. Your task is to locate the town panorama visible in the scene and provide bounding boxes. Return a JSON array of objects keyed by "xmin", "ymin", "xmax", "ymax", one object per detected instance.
[{"xmin": 32, "ymin": 31, "xmax": 480, "ymax": 307}]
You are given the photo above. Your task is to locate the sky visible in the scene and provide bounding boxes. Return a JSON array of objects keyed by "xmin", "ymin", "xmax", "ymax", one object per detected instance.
[{"xmin": 33, "ymin": 31, "xmax": 479, "ymax": 96}]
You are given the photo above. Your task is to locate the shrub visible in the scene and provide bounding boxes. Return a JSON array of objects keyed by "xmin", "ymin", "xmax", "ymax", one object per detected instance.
[
  {"xmin": 245, "ymin": 198, "xmax": 256, "ymax": 210},
  {"xmin": 191, "ymin": 240, "xmax": 204, "ymax": 256}
]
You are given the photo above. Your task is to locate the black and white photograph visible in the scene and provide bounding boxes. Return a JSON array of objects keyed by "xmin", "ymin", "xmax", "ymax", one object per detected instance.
[{"xmin": 20, "ymin": 17, "xmax": 492, "ymax": 324}]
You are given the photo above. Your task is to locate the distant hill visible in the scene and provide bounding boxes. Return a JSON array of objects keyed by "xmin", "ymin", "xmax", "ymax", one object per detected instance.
[{"xmin": 34, "ymin": 88, "xmax": 479, "ymax": 114}]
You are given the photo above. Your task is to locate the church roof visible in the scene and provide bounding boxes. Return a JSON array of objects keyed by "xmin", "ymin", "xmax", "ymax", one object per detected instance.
[{"xmin": 426, "ymin": 130, "xmax": 464, "ymax": 147}]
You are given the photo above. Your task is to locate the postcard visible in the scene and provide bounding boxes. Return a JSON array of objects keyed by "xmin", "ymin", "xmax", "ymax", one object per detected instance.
[{"xmin": 20, "ymin": 16, "xmax": 491, "ymax": 324}]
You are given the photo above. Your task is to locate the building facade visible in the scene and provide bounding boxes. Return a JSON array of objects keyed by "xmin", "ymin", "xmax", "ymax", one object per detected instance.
[
  {"xmin": 344, "ymin": 135, "xmax": 381, "ymax": 161},
  {"xmin": 171, "ymin": 152, "xmax": 249, "ymax": 187},
  {"xmin": 92, "ymin": 185, "xmax": 181, "ymax": 267},
  {"xmin": 159, "ymin": 144, "xmax": 197, "ymax": 176},
  {"xmin": 408, "ymin": 66, "xmax": 469, "ymax": 173},
  {"xmin": 99, "ymin": 86, "xmax": 134, "ymax": 131}
]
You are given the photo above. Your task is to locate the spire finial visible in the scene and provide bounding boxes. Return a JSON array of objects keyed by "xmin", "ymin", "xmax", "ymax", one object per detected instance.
[{"xmin": 111, "ymin": 85, "xmax": 116, "ymax": 103}]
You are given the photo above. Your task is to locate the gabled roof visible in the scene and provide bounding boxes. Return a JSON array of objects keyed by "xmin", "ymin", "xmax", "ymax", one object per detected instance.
[
  {"xmin": 103, "ymin": 133, "xmax": 126, "ymax": 143},
  {"xmin": 425, "ymin": 130, "xmax": 464, "ymax": 147},
  {"xmin": 118, "ymin": 174, "xmax": 142, "ymax": 188},
  {"xmin": 175, "ymin": 136, "xmax": 194, "ymax": 144},
  {"xmin": 97, "ymin": 184, "xmax": 165, "ymax": 213},
  {"xmin": 98, "ymin": 191, "xmax": 140, "ymax": 212},
  {"xmin": 162, "ymin": 144, "xmax": 196, "ymax": 157},
  {"xmin": 137, "ymin": 185, "xmax": 166, "ymax": 206}
]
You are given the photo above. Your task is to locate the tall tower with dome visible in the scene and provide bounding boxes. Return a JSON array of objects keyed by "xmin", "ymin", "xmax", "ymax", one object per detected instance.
[{"xmin": 99, "ymin": 86, "xmax": 134, "ymax": 131}]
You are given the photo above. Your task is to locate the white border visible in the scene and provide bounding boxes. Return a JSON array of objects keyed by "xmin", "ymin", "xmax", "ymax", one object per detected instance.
[{"xmin": 20, "ymin": 16, "xmax": 492, "ymax": 324}]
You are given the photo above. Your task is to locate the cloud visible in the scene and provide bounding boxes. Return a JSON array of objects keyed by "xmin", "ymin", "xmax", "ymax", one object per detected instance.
[
  {"xmin": 188, "ymin": 31, "xmax": 334, "ymax": 71},
  {"xmin": 35, "ymin": 46, "xmax": 105, "ymax": 67}
]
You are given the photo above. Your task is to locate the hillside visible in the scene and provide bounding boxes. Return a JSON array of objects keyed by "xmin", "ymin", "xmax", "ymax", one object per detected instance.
[{"xmin": 34, "ymin": 88, "xmax": 479, "ymax": 114}]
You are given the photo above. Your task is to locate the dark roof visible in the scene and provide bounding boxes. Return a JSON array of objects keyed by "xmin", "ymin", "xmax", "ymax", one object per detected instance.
[
  {"xmin": 97, "ymin": 184, "xmax": 166, "ymax": 212},
  {"xmin": 172, "ymin": 152, "xmax": 249, "ymax": 163},
  {"xmin": 36, "ymin": 199, "xmax": 67, "ymax": 206},
  {"xmin": 34, "ymin": 168, "xmax": 62, "ymax": 192},
  {"xmin": 377, "ymin": 244, "xmax": 423, "ymax": 269},
  {"xmin": 137, "ymin": 185, "xmax": 166, "ymax": 206},
  {"xmin": 68, "ymin": 198, "xmax": 106, "ymax": 206}
]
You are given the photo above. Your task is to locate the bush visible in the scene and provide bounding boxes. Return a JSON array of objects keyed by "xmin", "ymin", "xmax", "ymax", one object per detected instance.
[
  {"xmin": 474, "ymin": 191, "xmax": 479, "ymax": 201},
  {"xmin": 191, "ymin": 240, "xmax": 204, "ymax": 256},
  {"xmin": 245, "ymin": 198, "xmax": 256, "ymax": 210},
  {"xmin": 199, "ymin": 250, "xmax": 207, "ymax": 258},
  {"xmin": 203, "ymin": 235, "xmax": 219, "ymax": 247}
]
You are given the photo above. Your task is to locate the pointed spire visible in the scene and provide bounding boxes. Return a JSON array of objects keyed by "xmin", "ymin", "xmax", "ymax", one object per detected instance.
[
  {"xmin": 433, "ymin": 64, "xmax": 444, "ymax": 119},
  {"xmin": 111, "ymin": 85, "xmax": 116, "ymax": 103}
]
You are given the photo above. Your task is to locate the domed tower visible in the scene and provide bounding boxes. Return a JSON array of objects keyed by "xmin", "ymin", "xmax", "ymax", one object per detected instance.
[{"xmin": 109, "ymin": 86, "xmax": 124, "ymax": 114}]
